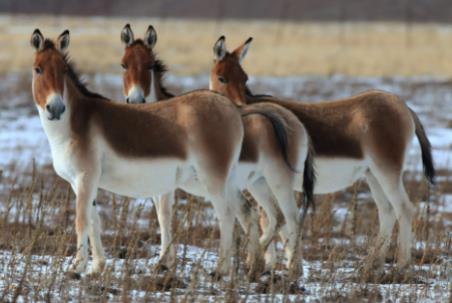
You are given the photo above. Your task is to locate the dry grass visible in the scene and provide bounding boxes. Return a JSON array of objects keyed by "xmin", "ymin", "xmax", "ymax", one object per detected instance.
[
  {"xmin": 0, "ymin": 161, "xmax": 450, "ymax": 301},
  {"xmin": 2, "ymin": 14, "xmax": 452, "ymax": 76}
]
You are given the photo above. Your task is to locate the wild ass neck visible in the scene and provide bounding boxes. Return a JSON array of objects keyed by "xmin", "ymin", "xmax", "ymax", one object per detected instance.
[{"xmin": 148, "ymin": 60, "xmax": 174, "ymax": 102}]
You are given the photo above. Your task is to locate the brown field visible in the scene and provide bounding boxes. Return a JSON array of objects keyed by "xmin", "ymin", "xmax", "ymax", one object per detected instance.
[{"xmin": 2, "ymin": 14, "xmax": 452, "ymax": 76}]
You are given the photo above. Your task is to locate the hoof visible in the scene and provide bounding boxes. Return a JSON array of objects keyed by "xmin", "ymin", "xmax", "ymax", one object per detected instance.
[
  {"xmin": 69, "ymin": 258, "xmax": 88, "ymax": 274},
  {"xmin": 65, "ymin": 271, "xmax": 82, "ymax": 280},
  {"xmin": 357, "ymin": 260, "xmax": 385, "ymax": 283},
  {"xmin": 153, "ymin": 263, "xmax": 170, "ymax": 274},
  {"xmin": 247, "ymin": 257, "xmax": 266, "ymax": 282},
  {"xmin": 89, "ymin": 259, "xmax": 106, "ymax": 276},
  {"xmin": 208, "ymin": 270, "xmax": 223, "ymax": 281}
]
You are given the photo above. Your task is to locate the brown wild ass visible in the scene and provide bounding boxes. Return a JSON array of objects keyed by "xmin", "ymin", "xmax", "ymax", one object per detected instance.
[
  {"xmin": 119, "ymin": 24, "xmax": 316, "ymax": 276},
  {"xmin": 30, "ymin": 29, "xmax": 263, "ymax": 278},
  {"xmin": 209, "ymin": 36, "xmax": 435, "ymax": 276}
]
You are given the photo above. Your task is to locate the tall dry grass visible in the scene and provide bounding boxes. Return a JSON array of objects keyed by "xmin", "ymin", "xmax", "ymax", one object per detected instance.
[{"xmin": 0, "ymin": 159, "xmax": 450, "ymax": 301}]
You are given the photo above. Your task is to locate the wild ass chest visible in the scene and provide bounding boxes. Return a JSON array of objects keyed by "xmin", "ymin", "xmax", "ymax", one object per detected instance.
[{"xmin": 39, "ymin": 111, "xmax": 79, "ymax": 185}]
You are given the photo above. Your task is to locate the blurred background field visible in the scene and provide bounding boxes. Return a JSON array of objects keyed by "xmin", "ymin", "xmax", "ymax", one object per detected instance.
[
  {"xmin": 2, "ymin": 15, "xmax": 452, "ymax": 76},
  {"xmin": 0, "ymin": 0, "xmax": 451, "ymax": 302}
]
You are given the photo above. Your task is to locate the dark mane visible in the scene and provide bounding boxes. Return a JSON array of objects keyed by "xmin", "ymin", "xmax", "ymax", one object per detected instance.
[
  {"xmin": 62, "ymin": 54, "xmax": 109, "ymax": 101},
  {"xmin": 153, "ymin": 58, "xmax": 175, "ymax": 99}
]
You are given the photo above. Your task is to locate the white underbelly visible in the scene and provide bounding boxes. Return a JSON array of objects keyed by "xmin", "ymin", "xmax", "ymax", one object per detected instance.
[
  {"xmin": 99, "ymin": 154, "xmax": 191, "ymax": 198},
  {"xmin": 313, "ymin": 158, "xmax": 368, "ymax": 194}
]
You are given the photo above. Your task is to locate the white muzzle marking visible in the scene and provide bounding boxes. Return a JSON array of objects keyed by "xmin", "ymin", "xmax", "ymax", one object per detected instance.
[
  {"xmin": 45, "ymin": 93, "xmax": 65, "ymax": 120},
  {"xmin": 127, "ymin": 85, "xmax": 145, "ymax": 104}
]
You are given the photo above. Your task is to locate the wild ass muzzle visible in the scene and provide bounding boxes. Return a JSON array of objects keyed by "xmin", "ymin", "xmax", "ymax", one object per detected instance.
[
  {"xmin": 30, "ymin": 28, "xmax": 260, "ymax": 278},
  {"xmin": 209, "ymin": 35, "xmax": 435, "ymax": 277},
  {"xmin": 120, "ymin": 24, "xmax": 316, "ymax": 277}
]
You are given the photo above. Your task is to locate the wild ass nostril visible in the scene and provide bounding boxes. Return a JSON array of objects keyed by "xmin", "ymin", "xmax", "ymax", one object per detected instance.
[
  {"xmin": 46, "ymin": 104, "xmax": 51, "ymax": 111},
  {"xmin": 126, "ymin": 97, "xmax": 130, "ymax": 103}
]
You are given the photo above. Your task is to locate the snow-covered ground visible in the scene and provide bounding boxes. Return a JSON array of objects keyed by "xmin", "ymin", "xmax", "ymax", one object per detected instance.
[{"xmin": 0, "ymin": 73, "xmax": 451, "ymax": 301}]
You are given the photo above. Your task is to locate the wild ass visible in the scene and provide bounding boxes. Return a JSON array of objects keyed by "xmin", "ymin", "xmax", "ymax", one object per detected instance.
[
  {"xmin": 119, "ymin": 24, "xmax": 316, "ymax": 276},
  {"xmin": 30, "ymin": 29, "xmax": 262, "ymax": 278},
  {"xmin": 209, "ymin": 36, "xmax": 435, "ymax": 276}
]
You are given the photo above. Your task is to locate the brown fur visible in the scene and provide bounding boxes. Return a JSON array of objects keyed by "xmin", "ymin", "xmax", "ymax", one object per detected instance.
[
  {"xmin": 245, "ymin": 91, "xmax": 414, "ymax": 168},
  {"xmin": 211, "ymin": 49, "xmax": 417, "ymax": 169}
]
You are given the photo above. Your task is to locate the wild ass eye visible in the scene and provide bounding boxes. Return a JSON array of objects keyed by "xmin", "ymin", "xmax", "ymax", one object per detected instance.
[
  {"xmin": 121, "ymin": 63, "xmax": 128, "ymax": 70},
  {"xmin": 217, "ymin": 76, "xmax": 227, "ymax": 84},
  {"xmin": 34, "ymin": 66, "xmax": 42, "ymax": 74}
]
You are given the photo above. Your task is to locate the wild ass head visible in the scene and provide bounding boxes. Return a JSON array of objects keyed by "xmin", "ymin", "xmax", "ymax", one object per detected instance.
[
  {"xmin": 209, "ymin": 36, "xmax": 253, "ymax": 106},
  {"xmin": 120, "ymin": 24, "xmax": 158, "ymax": 103},
  {"xmin": 31, "ymin": 29, "xmax": 70, "ymax": 120}
]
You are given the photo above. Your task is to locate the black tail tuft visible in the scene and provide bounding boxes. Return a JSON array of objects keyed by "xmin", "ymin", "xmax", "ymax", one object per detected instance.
[
  {"xmin": 300, "ymin": 141, "xmax": 316, "ymax": 226},
  {"xmin": 302, "ymin": 142, "xmax": 316, "ymax": 211},
  {"xmin": 410, "ymin": 108, "xmax": 435, "ymax": 185}
]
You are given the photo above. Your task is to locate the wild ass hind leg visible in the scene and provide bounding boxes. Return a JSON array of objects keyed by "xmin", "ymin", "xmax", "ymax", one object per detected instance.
[
  {"xmin": 370, "ymin": 165, "xmax": 415, "ymax": 271},
  {"xmin": 229, "ymin": 185, "xmax": 264, "ymax": 281},
  {"xmin": 265, "ymin": 172, "xmax": 301, "ymax": 280},
  {"xmin": 359, "ymin": 170, "xmax": 397, "ymax": 279},
  {"xmin": 208, "ymin": 191, "xmax": 236, "ymax": 279},
  {"xmin": 247, "ymin": 177, "xmax": 279, "ymax": 272},
  {"xmin": 154, "ymin": 192, "xmax": 176, "ymax": 271}
]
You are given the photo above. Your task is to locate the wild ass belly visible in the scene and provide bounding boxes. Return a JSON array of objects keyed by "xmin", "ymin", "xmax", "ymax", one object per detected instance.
[
  {"xmin": 313, "ymin": 158, "xmax": 368, "ymax": 194},
  {"xmin": 179, "ymin": 162, "xmax": 258, "ymax": 197},
  {"xmin": 99, "ymin": 151, "xmax": 192, "ymax": 198}
]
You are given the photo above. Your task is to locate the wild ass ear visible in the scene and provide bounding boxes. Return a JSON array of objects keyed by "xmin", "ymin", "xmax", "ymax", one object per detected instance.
[
  {"xmin": 144, "ymin": 25, "xmax": 157, "ymax": 49},
  {"xmin": 213, "ymin": 35, "xmax": 227, "ymax": 61},
  {"xmin": 57, "ymin": 30, "xmax": 70, "ymax": 52},
  {"xmin": 232, "ymin": 37, "xmax": 252, "ymax": 63},
  {"xmin": 31, "ymin": 29, "xmax": 44, "ymax": 51},
  {"xmin": 121, "ymin": 23, "xmax": 135, "ymax": 47}
]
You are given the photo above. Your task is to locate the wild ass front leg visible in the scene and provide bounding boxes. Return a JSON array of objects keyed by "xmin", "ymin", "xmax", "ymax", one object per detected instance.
[
  {"xmin": 70, "ymin": 174, "xmax": 99, "ymax": 274},
  {"xmin": 88, "ymin": 200, "xmax": 106, "ymax": 274},
  {"xmin": 154, "ymin": 192, "xmax": 176, "ymax": 270}
]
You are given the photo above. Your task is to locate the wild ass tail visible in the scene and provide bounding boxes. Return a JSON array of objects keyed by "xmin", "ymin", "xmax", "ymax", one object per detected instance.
[
  {"xmin": 299, "ymin": 139, "xmax": 316, "ymax": 227},
  {"xmin": 409, "ymin": 108, "xmax": 435, "ymax": 185},
  {"xmin": 241, "ymin": 106, "xmax": 298, "ymax": 173}
]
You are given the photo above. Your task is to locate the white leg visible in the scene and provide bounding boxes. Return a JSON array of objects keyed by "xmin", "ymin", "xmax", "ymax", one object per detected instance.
[
  {"xmin": 365, "ymin": 171, "xmax": 396, "ymax": 264},
  {"xmin": 88, "ymin": 200, "xmax": 106, "ymax": 274},
  {"xmin": 71, "ymin": 174, "xmax": 99, "ymax": 274},
  {"xmin": 370, "ymin": 167, "xmax": 415, "ymax": 268},
  {"xmin": 267, "ymin": 180, "xmax": 300, "ymax": 276},
  {"xmin": 248, "ymin": 178, "xmax": 279, "ymax": 270},
  {"xmin": 229, "ymin": 187, "xmax": 263, "ymax": 278},
  {"xmin": 248, "ymin": 178, "xmax": 278, "ymax": 249},
  {"xmin": 154, "ymin": 192, "xmax": 176, "ymax": 268},
  {"xmin": 210, "ymin": 194, "xmax": 235, "ymax": 276}
]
